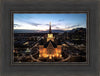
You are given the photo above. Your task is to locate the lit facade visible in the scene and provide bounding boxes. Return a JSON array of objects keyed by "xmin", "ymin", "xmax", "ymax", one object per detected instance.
[{"xmin": 39, "ymin": 22, "xmax": 62, "ymax": 59}]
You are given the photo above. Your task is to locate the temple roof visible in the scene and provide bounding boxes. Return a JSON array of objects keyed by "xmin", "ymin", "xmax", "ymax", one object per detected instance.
[{"xmin": 44, "ymin": 40, "xmax": 57, "ymax": 48}]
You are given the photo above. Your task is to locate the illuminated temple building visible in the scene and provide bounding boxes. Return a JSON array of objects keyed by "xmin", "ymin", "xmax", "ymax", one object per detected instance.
[{"xmin": 39, "ymin": 22, "xmax": 62, "ymax": 59}]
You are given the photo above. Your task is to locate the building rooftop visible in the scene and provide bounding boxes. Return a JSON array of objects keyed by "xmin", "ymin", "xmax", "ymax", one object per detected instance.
[{"xmin": 44, "ymin": 40, "xmax": 57, "ymax": 48}]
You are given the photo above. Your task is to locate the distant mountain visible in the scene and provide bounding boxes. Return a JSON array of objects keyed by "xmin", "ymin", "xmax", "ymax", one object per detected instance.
[
  {"xmin": 14, "ymin": 28, "xmax": 86, "ymax": 33},
  {"xmin": 14, "ymin": 30, "xmax": 40, "ymax": 33},
  {"xmin": 70, "ymin": 28, "xmax": 86, "ymax": 33},
  {"xmin": 40, "ymin": 30, "xmax": 65, "ymax": 33},
  {"xmin": 14, "ymin": 29, "xmax": 65, "ymax": 33},
  {"xmin": 64, "ymin": 27, "xmax": 86, "ymax": 33}
]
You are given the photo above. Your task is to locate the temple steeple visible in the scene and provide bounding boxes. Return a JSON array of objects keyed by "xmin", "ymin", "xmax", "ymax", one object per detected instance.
[
  {"xmin": 49, "ymin": 22, "xmax": 52, "ymax": 33},
  {"xmin": 47, "ymin": 22, "xmax": 55, "ymax": 42}
]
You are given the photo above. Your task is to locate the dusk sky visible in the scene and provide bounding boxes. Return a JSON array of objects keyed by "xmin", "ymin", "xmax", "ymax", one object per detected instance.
[{"xmin": 14, "ymin": 13, "xmax": 87, "ymax": 31}]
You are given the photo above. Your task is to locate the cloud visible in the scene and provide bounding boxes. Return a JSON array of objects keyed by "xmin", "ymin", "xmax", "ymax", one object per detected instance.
[
  {"xmin": 67, "ymin": 24, "xmax": 80, "ymax": 28},
  {"xmin": 45, "ymin": 24, "xmax": 49, "ymax": 26},
  {"xmin": 55, "ymin": 26, "xmax": 60, "ymax": 29},
  {"xmin": 52, "ymin": 24, "xmax": 56, "ymax": 27},
  {"xmin": 15, "ymin": 16, "xmax": 41, "ymax": 27},
  {"xmin": 25, "ymin": 21, "xmax": 42, "ymax": 26},
  {"xmin": 58, "ymin": 19, "xmax": 64, "ymax": 21},
  {"xmin": 14, "ymin": 24, "xmax": 21, "ymax": 27}
]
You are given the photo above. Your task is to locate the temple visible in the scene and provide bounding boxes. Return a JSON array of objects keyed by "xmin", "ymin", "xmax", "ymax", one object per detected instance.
[{"xmin": 39, "ymin": 22, "xmax": 62, "ymax": 59}]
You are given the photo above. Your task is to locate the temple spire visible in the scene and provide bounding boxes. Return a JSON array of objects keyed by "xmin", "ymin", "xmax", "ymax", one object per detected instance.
[{"xmin": 49, "ymin": 22, "xmax": 52, "ymax": 33}]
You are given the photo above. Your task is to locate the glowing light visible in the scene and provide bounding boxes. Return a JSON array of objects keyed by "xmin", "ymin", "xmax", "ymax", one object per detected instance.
[
  {"xmin": 58, "ymin": 50, "xmax": 61, "ymax": 53},
  {"xmin": 49, "ymin": 55, "xmax": 52, "ymax": 59},
  {"xmin": 52, "ymin": 55, "xmax": 54, "ymax": 57},
  {"xmin": 48, "ymin": 34, "xmax": 53, "ymax": 38},
  {"xmin": 13, "ymin": 50, "xmax": 15, "ymax": 53},
  {"xmin": 39, "ymin": 55, "xmax": 41, "ymax": 57},
  {"xmin": 56, "ymin": 53, "xmax": 59, "ymax": 57},
  {"xmin": 19, "ymin": 61, "xmax": 21, "ymax": 63},
  {"xmin": 39, "ymin": 50, "xmax": 42, "ymax": 53},
  {"xmin": 23, "ymin": 42, "xmax": 29, "ymax": 45},
  {"xmin": 42, "ymin": 53, "xmax": 48, "ymax": 58},
  {"xmin": 62, "ymin": 44, "xmax": 66, "ymax": 46},
  {"xmin": 60, "ymin": 55, "xmax": 62, "ymax": 57}
]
